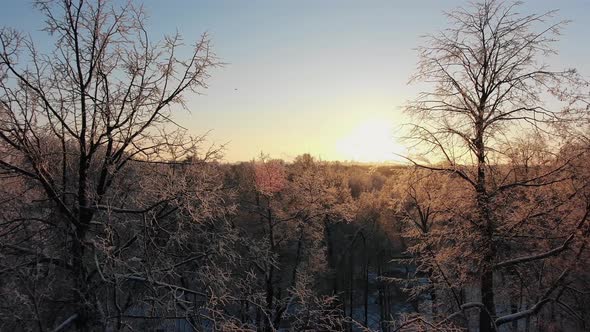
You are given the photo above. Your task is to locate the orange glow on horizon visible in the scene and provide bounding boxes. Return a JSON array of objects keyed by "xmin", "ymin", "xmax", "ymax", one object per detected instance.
[{"xmin": 335, "ymin": 118, "xmax": 407, "ymax": 163}]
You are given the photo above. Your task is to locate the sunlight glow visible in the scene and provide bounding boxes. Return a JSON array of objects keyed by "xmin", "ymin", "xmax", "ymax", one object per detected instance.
[{"xmin": 335, "ymin": 118, "xmax": 406, "ymax": 163}]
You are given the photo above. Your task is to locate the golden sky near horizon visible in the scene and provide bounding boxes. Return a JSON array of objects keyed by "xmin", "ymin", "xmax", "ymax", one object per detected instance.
[{"xmin": 6, "ymin": 1, "xmax": 586, "ymax": 163}]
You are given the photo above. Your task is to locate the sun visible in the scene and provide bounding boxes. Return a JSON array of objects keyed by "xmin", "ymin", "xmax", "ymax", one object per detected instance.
[{"xmin": 336, "ymin": 118, "xmax": 406, "ymax": 163}]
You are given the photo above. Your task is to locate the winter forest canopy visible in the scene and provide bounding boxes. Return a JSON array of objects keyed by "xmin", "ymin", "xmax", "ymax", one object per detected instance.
[{"xmin": 0, "ymin": 0, "xmax": 590, "ymax": 331}]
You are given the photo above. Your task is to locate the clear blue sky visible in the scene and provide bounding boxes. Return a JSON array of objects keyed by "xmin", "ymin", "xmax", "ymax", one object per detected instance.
[{"xmin": 2, "ymin": 1, "xmax": 589, "ymax": 162}]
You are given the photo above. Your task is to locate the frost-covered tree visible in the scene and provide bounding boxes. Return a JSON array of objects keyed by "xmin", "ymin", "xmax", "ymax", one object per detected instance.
[
  {"xmin": 404, "ymin": 0, "xmax": 588, "ymax": 330},
  {"xmin": 228, "ymin": 155, "xmax": 353, "ymax": 330},
  {"xmin": 0, "ymin": 0, "xmax": 230, "ymax": 330}
]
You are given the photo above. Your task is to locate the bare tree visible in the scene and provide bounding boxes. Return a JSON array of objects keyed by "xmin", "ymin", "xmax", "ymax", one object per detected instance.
[
  {"xmin": 226, "ymin": 155, "xmax": 353, "ymax": 330},
  {"xmin": 404, "ymin": 0, "xmax": 588, "ymax": 330},
  {"xmin": 389, "ymin": 169, "xmax": 464, "ymax": 316},
  {"xmin": 0, "ymin": 0, "xmax": 225, "ymax": 330}
]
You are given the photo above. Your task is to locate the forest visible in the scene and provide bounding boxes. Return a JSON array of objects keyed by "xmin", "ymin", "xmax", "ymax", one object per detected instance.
[{"xmin": 0, "ymin": 0, "xmax": 589, "ymax": 331}]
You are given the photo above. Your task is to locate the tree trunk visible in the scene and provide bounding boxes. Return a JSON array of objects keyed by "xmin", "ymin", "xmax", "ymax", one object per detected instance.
[
  {"xmin": 265, "ymin": 204, "xmax": 275, "ymax": 332},
  {"xmin": 378, "ymin": 254, "xmax": 385, "ymax": 331},
  {"xmin": 474, "ymin": 116, "xmax": 496, "ymax": 332},
  {"xmin": 480, "ymin": 268, "xmax": 495, "ymax": 332},
  {"xmin": 72, "ymin": 224, "xmax": 97, "ymax": 331},
  {"xmin": 323, "ymin": 218, "xmax": 339, "ymax": 296},
  {"xmin": 349, "ymin": 250, "xmax": 354, "ymax": 332},
  {"xmin": 364, "ymin": 239, "xmax": 369, "ymax": 328}
]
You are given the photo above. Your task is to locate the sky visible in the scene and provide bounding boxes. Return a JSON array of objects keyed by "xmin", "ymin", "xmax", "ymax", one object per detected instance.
[{"xmin": 2, "ymin": 0, "xmax": 590, "ymax": 162}]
